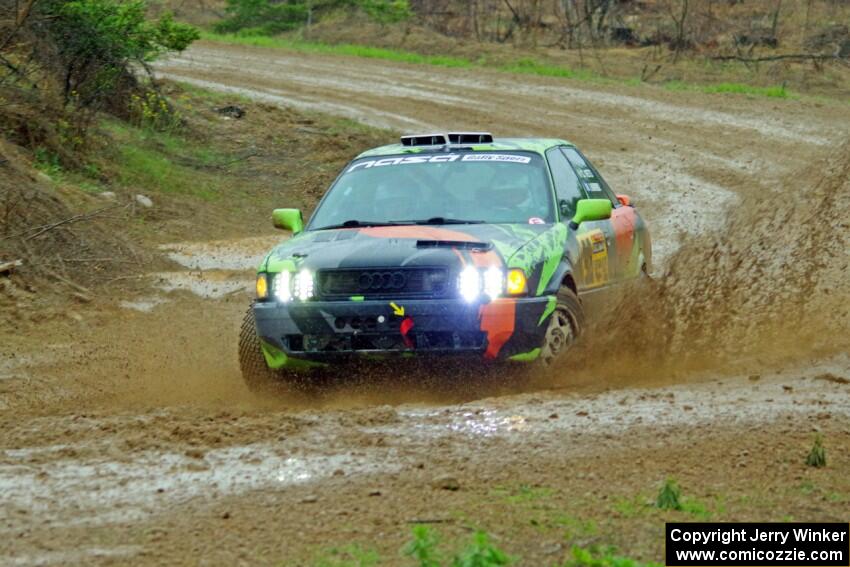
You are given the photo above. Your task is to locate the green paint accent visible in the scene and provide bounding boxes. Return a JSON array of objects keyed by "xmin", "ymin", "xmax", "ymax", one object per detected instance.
[
  {"xmin": 272, "ymin": 208, "xmax": 304, "ymax": 234},
  {"xmin": 536, "ymin": 249, "xmax": 562, "ymax": 296},
  {"xmin": 260, "ymin": 339, "xmax": 325, "ymax": 369},
  {"xmin": 572, "ymin": 199, "xmax": 612, "ymax": 225},
  {"xmin": 509, "ymin": 348, "xmax": 541, "ymax": 362},
  {"xmin": 349, "ymin": 295, "xmax": 365, "ymax": 302},
  {"xmin": 264, "ymin": 256, "xmax": 298, "ymax": 274},
  {"xmin": 538, "ymin": 296, "xmax": 557, "ymax": 326}
]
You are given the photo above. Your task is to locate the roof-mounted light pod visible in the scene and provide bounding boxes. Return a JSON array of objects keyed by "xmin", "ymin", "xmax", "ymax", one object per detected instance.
[
  {"xmin": 447, "ymin": 132, "xmax": 493, "ymax": 144},
  {"xmin": 400, "ymin": 132, "xmax": 494, "ymax": 147}
]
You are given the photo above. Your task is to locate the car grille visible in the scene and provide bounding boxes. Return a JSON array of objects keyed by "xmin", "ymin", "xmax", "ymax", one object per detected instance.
[{"xmin": 316, "ymin": 267, "xmax": 451, "ymax": 299}]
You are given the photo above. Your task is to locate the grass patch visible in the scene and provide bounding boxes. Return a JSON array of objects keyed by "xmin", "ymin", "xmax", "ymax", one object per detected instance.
[
  {"xmin": 404, "ymin": 526, "xmax": 512, "ymax": 567},
  {"xmin": 491, "ymin": 484, "xmax": 554, "ymax": 505},
  {"xmin": 102, "ymin": 120, "xmax": 232, "ymax": 201},
  {"xmin": 203, "ymin": 31, "xmax": 801, "ymax": 100},
  {"xmin": 562, "ymin": 545, "xmax": 663, "ymax": 567},
  {"xmin": 202, "ymin": 32, "xmax": 471, "ymax": 68},
  {"xmin": 497, "ymin": 57, "xmax": 591, "ymax": 80},
  {"xmin": 664, "ymin": 80, "xmax": 793, "ymax": 98},
  {"xmin": 653, "ymin": 479, "xmax": 717, "ymax": 520},
  {"xmin": 806, "ymin": 434, "xmax": 827, "ymax": 468}
]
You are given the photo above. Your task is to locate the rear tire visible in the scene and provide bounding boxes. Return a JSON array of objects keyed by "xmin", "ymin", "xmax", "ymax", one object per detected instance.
[
  {"xmin": 538, "ymin": 287, "xmax": 585, "ymax": 367},
  {"xmin": 238, "ymin": 307, "xmax": 290, "ymax": 393}
]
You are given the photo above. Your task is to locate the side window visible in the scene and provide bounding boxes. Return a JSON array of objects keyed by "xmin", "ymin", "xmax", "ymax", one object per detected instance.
[
  {"xmin": 546, "ymin": 147, "xmax": 584, "ymax": 220},
  {"xmin": 563, "ymin": 148, "xmax": 619, "ymax": 206}
]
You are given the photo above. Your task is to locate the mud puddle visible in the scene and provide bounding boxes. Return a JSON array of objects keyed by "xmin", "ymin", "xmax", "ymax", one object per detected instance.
[
  {"xmin": 2, "ymin": 354, "xmax": 846, "ymax": 544},
  {"xmin": 120, "ymin": 235, "xmax": 281, "ymax": 310}
]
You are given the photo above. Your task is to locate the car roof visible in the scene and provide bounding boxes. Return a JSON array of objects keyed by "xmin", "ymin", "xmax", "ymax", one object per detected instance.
[{"xmin": 355, "ymin": 137, "xmax": 575, "ymax": 159}]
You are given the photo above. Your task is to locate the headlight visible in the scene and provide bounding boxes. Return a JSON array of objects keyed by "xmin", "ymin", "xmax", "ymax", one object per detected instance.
[
  {"xmin": 458, "ymin": 266, "xmax": 527, "ymax": 302},
  {"xmin": 458, "ymin": 266, "xmax": 481, "ymax": 302},
  {"xmin": 294, "ymin": 269, "xmax": 314, "ymax": 301},
  {"xmin": 484, "ymin": 266, "xmax": 504, "ymax": 300},
  {"xmin": 272, "ymin": 270, "xmax": 314, "ymax": 302},
  {"xmin": 256, "ymin": 273, "xmax": 269, "ymax": 299},
  {"xmin": 274, "ymin": 270, "xmax": 292, "ymax": 302}
]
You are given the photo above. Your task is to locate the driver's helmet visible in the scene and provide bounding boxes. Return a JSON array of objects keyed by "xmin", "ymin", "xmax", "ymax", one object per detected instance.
[{"xmin": 488, "ymin": 168, "xmax": 533, "ymax": 208}]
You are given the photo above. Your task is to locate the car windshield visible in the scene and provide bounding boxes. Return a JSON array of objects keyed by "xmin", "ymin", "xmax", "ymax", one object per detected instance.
[{"xmin": 308, "ymin": 151, "xmax": 555, "ymax": 229}]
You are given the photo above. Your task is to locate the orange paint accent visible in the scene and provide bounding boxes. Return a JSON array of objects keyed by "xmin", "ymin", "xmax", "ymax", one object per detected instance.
[
  {"xmin": 479, "ymin": 298, "xmax": 516, "ymax": 359},
  {"xmin": 611, "ymin": 206, "xmax": 636, "ymax": 259},
  {"xmin": 469, "ymin": 249, "xmax": 502, "ymax": 269},
  {"xmin": 360, "ymin": 225, "xmax": 478, "ymax": 241},
  {"xmin": 452, "ymin": 248, "xmax": 467, "ymax": 267}
]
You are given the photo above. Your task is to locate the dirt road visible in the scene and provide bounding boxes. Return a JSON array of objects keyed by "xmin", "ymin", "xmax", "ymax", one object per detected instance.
[{"xmin": 2, "ymin": 41, "xmax": 849, "ymax": 565}]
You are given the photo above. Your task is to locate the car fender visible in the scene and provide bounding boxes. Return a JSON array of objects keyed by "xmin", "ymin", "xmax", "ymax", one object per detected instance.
[{"xmin": 540, "ymin": 258, "xmax": 575, "ymax": 296}]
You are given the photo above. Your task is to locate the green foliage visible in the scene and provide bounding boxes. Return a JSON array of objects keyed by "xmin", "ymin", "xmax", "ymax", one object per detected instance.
[
  {"xmin": 215, "ymin": 0, "xmax": 409, "ymax": 35},
  {"xmin": 39, "ymin": 0, "xmax": 198, "ymax": 107},
  {"xmin": 655, "ymin": 478, "xmax": 682, "ymax": 511},
  {"xmin": 356, "ymin": 0, "xmax": 411, "ymax": 24},
  {"xmin": 451, "ymin": 531, "xmax": 512, "ymax": 567},
  {"xmin": 404, "ymin": 526, "xmax": 443, "ymax": 567},
  {"xmin": 401, "ymin": 527, "xmax": 511, "ymax": 567},
  {"xmin": 215, "ymin": 0, "xmax": 309, "ymax": 35},
  {"xmin": 806, "ymin": 434, "xmax": 826, "ymax": 468},
  {"xmin": 563, "ymin": 545, "xmax": 662, "ymax": 567},
  {"xmin": 129, "ymin": 90, "xmax": 183, "ymax": 133}
]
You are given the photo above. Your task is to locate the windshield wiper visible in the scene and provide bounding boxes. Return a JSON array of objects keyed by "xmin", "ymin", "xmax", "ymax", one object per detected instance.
[
  {"xmin": 314, "ymin": 219, "xmax": 414, "ymax": 231},
  {"xmin": 400, "ymin": 217, "xmax": 486, "ymax": 226}
]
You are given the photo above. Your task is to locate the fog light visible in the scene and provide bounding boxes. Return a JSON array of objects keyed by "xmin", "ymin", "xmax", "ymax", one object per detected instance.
[
  {"xmin": 458, "ymin": 266, "xmax": 481, "ymax": 302},
  {"xmin": 506, "ymin": 269, "xmax": 527, "ymax": 295},
  {"xmin": 274, "ymin": 271, "xmax": 292, "ymax": 302}
]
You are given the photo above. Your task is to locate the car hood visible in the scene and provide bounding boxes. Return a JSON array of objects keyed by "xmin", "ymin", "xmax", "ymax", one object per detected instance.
[{"xmin": 261, "ymin": 224, "xmax": 559, "ymax": 274}]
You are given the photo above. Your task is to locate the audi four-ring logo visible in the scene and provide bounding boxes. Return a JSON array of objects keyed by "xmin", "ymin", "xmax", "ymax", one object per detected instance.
[{"xmin": 357, "ymin": 271, "xmax": 408, "ymax": 291}]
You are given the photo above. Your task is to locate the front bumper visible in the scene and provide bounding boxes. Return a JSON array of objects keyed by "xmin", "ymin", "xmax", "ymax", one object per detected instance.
[{"xmin": 253, "ymin": 295, "xmax": 555, "ymax": 367}]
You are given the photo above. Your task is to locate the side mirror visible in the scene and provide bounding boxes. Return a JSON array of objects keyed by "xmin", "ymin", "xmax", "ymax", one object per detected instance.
[
  {"xmin": 616, "ymin": 194, "xmax": 632, "ymax": 207},
  {"xmin": 570, "ymin": 199, "xmax": 612, "ymax": 229},
  {"xmin": 272, "ymin": 208, "xmax": 304, "ymax": 234}
]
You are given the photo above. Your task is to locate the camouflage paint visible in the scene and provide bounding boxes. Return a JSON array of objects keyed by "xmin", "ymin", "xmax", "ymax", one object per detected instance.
[
  {"xmin": 260, "ymin": 339, "xmax": 326, "ymax": 370},
  {"xmin": 509, "ymin": 348, "xmax": 541, "ymax": 362},
  {"xmin": 250, "ymin": 136, "xmax": 651, "ymax": 368},
  {"xmin": 538, "ymin": 296, "xmax": 557, "ymax": 326}
]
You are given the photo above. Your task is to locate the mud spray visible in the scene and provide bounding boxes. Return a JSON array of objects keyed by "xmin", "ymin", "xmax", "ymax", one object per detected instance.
[{"xmin": 567, "ymin": 138, "xmax": 850, "ymax": 388}]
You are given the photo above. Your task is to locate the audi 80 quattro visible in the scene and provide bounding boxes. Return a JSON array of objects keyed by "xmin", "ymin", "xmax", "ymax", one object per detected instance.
[{"xmin": 239, "ymin": 132, "xmax": 650, "ymax": 389}]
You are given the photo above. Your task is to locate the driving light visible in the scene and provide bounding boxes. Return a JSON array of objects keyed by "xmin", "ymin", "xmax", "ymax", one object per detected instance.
[
  {"xmin": 274, "ymin": 270, "xmax": 292, "ymax": 302},
  {"xmin": 458, "ymin": 266, "xmax": 481, "ymax": 302},
  {"xmin": 294, "ymin": 269, "xmax": 314, "ymax": 301},
  {"xmin": 506, "ymin": 269, "xmax": 527, "ymax": 295},
  {"xmin": 484, "ymin": 266, "xmax": 504, "ymax": 300},
  {"xmin": 256, "ymin": 273, "xmax": 268, "ymax": 299}
]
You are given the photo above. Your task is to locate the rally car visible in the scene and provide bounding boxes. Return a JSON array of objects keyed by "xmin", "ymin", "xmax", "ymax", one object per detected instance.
[{"xmin": 239, "ymin": 132, "xmax": 650, "ymax": 390}]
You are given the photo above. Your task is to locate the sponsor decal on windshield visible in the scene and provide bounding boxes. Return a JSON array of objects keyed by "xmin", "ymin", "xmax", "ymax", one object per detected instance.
[{"xmin": 347, "ymin": 153, "xmax": 532, "ymax": 172}]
